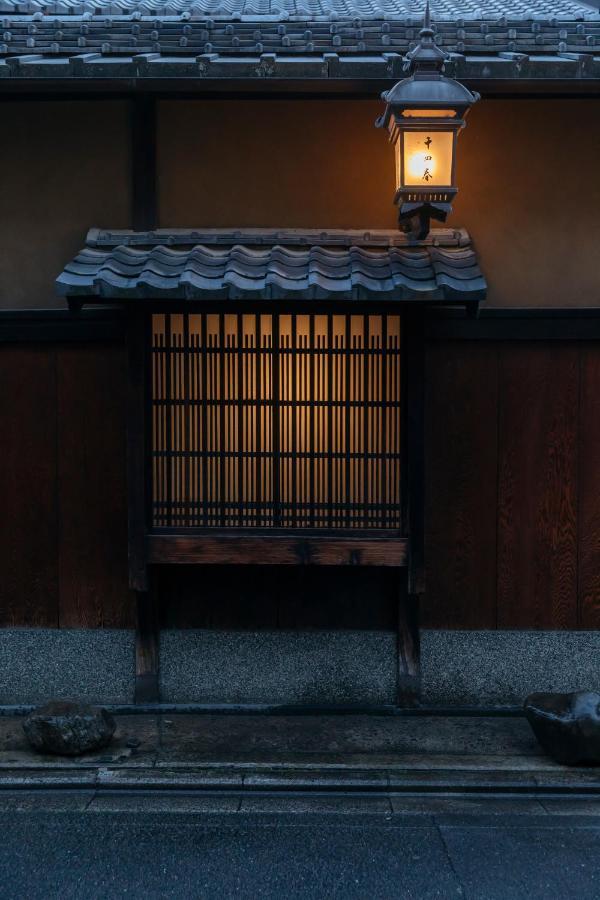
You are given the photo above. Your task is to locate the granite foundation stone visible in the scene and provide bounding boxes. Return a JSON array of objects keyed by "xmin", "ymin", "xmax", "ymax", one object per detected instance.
[
  {"xmin": 0, "ymin": 630, "xmax": 134, "ymax": 705},
  {"xmin": 421, "ymin": 631, "xmax": 600, "ymax": 707},
  {"xmin": 159, "ymin": 629, "xmax": 397, "ymax": 705},
  {"xmin": 2, "ymin": 627, "xmax": 599, "ymax": 710}
]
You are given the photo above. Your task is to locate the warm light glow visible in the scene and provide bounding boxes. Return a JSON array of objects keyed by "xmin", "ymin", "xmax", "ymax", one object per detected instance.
[
  {"xmin": 151, "ymin": 313, "xmax": 402, "ymax": 530},
  {"xmin": 401, "ymin": 131, "xmax": 453, "ymax": 188},
  {"xmin": 401, "ymin": 109, "xmax": 457, "ymax": 118}
]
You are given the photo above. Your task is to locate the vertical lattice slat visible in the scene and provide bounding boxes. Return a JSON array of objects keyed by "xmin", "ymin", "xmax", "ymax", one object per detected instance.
[{"xmin": 151, "ymin": 312, "xmax": 401, "ymax": 529}]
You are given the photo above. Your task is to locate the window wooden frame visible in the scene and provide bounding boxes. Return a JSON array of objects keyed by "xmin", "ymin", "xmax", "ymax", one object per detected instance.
[
  {"xmin": 127, "ymin": 302, "xmax": 424, "ymax": 705},
  {"xmin": 126, "ymin": 303, "xmax": 425, "ymax": 584}
]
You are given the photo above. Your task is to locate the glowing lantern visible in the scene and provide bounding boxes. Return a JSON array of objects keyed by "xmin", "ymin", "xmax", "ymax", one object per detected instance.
[{"xmin": 376, "ymin": 5, "xmax": 479, "ymax": 239}]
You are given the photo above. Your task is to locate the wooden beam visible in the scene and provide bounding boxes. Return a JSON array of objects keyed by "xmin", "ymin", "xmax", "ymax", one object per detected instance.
[
  {"xmin": 147, "ymin": 533, "xmax": 408, "ymax": 567},
  {"xmin": 134, "ymin": 577, "xmax": 160, "ymax": 703},
  {"xmin": 1, "ymin": 80, "xmax": 599, "ymax": 100},
  {"xmin": 6, "ymin": 308, "xmax": 600, "ymax": 345},
  {"xmin": 131, "ymin": 96, "xmax": 157, "ymax": 231}
]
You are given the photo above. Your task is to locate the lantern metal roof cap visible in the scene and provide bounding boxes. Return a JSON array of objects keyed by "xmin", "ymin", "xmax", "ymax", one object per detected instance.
[
  {"xmin": 381, "ymin": 76, "xmax": 478, "ymax": 110},
  {"xmin": 377, "ymin": 3, "xmax": 479, "ymax": 128},
  {"xmin": 405, "ymin": 1, "xmax": 448, "ymax": 73}
]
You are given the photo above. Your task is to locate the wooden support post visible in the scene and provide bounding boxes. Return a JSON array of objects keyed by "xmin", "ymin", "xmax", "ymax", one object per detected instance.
[
  {"xmin": 134, "ymin": 574, "xmax": 160, "ymax": 703},
  {"xmin": 407, "ymin": 310, "xmax": 426, "ymax": 598},
  {"xmin": 397, "ymin": 311, "xmax": 426, "ymax": 705},
  {"xmin": 128, "ymin": 310, "xmax": 157, "ymax": 701},
  {"xmin": 129, "ymin": 99, "xmax": 157, "ymax": 695},
  {"xmin": 127, "ymin": 311, "xmax": 149, "ymax": 592},
  {"xmin": 131, "ymin": 96, "xmax": 157, "ymax": 231}
]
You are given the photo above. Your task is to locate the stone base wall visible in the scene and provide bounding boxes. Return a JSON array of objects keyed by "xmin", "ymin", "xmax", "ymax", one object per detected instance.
[
  {"xmin": 420, "ymin": 630, "xmax": 600, "ymax": 707},
  {"xmin": 0, "ymin": 628, "xmax": 598, "ymax": 707},
  {"xmin": 159, "ymin": 630, "xmax": 397, "ymax": 706},
  {"xmin": 0, "ymin": 629, "xmax": 134, "ymax": 705}
]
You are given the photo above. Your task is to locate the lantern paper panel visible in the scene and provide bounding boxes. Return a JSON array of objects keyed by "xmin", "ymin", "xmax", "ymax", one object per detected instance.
[{"xmin": 400, "ymin": 131, "xmax": 454, "ymax": 189}]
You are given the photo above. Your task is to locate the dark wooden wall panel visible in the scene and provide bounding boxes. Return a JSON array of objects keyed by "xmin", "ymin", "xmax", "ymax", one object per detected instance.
[
  {"xmin": 57, "ymin": 344, "xmax": 135, "ymax": 628},
  {"xmin": 423, "ymin": 343, "xmax": 498, "ymax": 628},
  {"xmin": 496, "ymin": 345, "xmax": 578, "ymax": 629},
  {"xmin": 0, "ymin": 341, "xmax": 133, "ymax": 629},
  {"xmin": 0, "ymin": 347, "xmax": 58, "ymax": 626},
  {"xmin": 578, "ymin": 345, "xmax": 600, "ymax": 629},
  {"xmin": 1, "ymin": 335, "xmax": 600, "ymax": 632}
]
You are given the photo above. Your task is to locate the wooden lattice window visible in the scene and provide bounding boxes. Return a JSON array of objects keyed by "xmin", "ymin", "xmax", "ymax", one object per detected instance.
[{"xmin": 151, "ymin": 312, "xmax": 402, "ymax": 531}]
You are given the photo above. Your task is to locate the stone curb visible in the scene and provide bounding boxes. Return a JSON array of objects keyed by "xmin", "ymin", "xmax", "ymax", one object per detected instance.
[{"xmin": 1, "ymin": 765, "xmax": 599, "ymax": 796}]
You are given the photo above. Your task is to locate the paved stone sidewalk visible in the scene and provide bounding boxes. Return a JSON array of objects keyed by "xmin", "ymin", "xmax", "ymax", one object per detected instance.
[
  {"xmin": 0, "ymin": 712, "xmax": 598, "ymax": 799},
  {"xmin": 2, "ymin": 714, "xmax": 599, "ymax": 899}
]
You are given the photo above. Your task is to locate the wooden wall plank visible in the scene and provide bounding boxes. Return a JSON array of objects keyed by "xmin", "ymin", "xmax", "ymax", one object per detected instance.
[
  {"xmin": 497, "ymin": 344, "xmax": 578, "ymax": 629},
  {"xmin": 578, "ymin": 344, "xmax": 600, "ymax": 629},
  {"xmin": 0, "ymin": 346, "xmax": 59, "ymax": 626},
  {"xmin": 423, "ymin": 342, "xmax": 499, "ymax": 628},
  {"xmin": 57, "ymin": 343, "xmax": 135, "ymax": 628}
]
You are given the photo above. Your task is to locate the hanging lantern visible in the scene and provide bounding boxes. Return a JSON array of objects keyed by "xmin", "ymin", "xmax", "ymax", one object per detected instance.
[{"xmin": 376, "ymin": 5, "xmax": 479, "ymax": 239}]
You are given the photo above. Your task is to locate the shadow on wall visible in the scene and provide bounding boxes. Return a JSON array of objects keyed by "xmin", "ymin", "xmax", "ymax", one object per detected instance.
[
  {"xmin": 157, "ymin": 565, "xmax": 400, "ymax": 630},
  {"xmin": 0, "ymin": 101, "xmax": 131, "ymax": 310}
]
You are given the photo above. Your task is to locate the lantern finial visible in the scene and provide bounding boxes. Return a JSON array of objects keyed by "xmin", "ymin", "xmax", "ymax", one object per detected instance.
[{"xmin": 406, "ymin": 2, "xmax": 447, "ymax": 75}]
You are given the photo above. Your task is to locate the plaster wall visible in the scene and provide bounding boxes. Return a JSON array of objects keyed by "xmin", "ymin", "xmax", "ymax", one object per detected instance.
[
  {"xmin": 0, "ymin": 97, "xmax": 597, "ymax": 309},
  {"xmin": 0, "ymin": 100, "xmax": 130, "ymax": 310},
  {"xmin": 158, "ymin": 98, "xmax": 600, "ymax": 309}
]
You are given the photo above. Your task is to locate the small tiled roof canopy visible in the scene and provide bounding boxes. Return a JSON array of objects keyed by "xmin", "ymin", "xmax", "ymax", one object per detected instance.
[
  {"xmin": 1, "ymin": 0, "xmax": 599, "ymax": 82},
  {"xmin": 56, "ymin": 227, "xmax": 487, "ymax": 308}
]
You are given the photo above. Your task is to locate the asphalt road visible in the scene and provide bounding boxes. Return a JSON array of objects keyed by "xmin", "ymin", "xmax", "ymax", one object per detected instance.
[{"xmin": 1, "ymin": 804, "xmax": 600, "ymax": 899}]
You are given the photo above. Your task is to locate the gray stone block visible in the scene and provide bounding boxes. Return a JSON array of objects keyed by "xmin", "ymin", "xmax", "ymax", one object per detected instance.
[
  {"xmin": 0, "ymin": 629, "xmax": 134, "ymax": 705},
  {"xmin": 420, "ymin": 630, "xmax": 600, "ymax": 707},
  {"xmin": 159, "ymin": 629, "xmax": 397, "ymax": 705}
]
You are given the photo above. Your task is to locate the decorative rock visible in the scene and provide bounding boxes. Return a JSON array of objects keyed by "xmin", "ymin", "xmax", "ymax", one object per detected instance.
[
  {"xmin": 22, "ymin": 701, "xmax": 116, "ymax": 756},
  {"xmin": 524, "ymin": 691, "xmax": 600, "ymax": 766}
]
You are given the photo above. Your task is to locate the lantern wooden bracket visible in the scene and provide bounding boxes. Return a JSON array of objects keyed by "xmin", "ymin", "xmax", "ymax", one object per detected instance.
[{"xmin": 398, "ymin": 201, "xmax": 452, "ymax": 240}]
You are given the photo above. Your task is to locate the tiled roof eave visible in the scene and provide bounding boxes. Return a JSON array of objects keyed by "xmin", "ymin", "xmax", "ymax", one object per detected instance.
[
  {"xmin": 1, "ymin": 0, "xmax": 598, "ymax": 17},
  {"xmin": 1, "ymin": 50, "xmax": 599, "ymax": 82},
  {"xmin": 56, "ymin": 227, "xmax": 487, "ymax": 308},
  {"xmin": 1, "ymin": 2, "xmax": 600, "ymax": 81}
]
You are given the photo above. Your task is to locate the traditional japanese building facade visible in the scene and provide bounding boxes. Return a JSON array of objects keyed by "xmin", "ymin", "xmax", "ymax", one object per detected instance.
[{"xmin": 1, "ymin": 0, "xmax": 599, "ymax": 708}]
